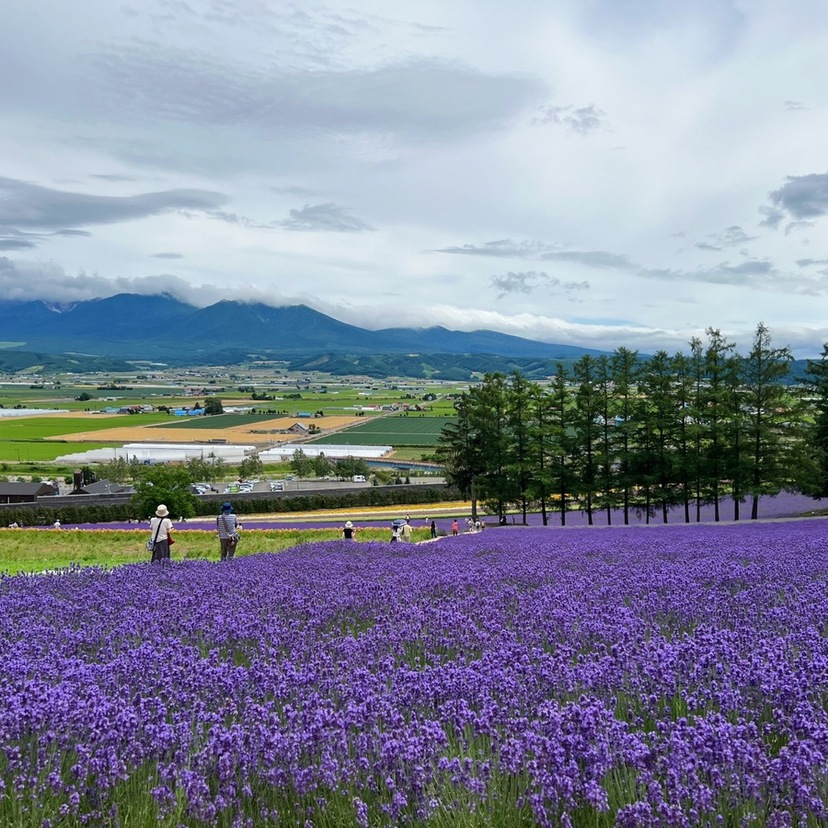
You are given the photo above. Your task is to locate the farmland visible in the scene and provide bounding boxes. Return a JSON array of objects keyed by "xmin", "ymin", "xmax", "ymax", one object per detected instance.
[
  {"xmin": 2, "ymin": 520, "xmax": 828, "ymax": 825},
  {"xmin": 0, "ymin": 413, "xmax": 171, "ymax": 438},
  {"xmin": 0, "ymin": 413, "xmax": 172, "ymax": 462},
  {"xmin": 310, "ymin": 414, "xmax": 456, "ymax": 447},
  {"xmin": 0, "ymin": 441, "xmax": 113, "ymax": 462},
  {"xmin": 0, "ymin": 372, "xmax": 465, "ymax": 469},
  {"xmin": 149, "ymin": 412, "xmax": 295, "ymax": 429}
]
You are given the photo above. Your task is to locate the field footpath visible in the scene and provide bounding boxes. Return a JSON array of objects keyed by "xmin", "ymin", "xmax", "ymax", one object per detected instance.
[{"xmin": 183, "ymin": 500, "xmax": 474, "ymax": 526}]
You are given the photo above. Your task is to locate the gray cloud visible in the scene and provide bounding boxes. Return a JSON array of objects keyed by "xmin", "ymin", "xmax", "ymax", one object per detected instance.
[
  {"xmin": 437, "ymin": 235, "xmax": 828, "ymax": 294},
  {"xmin": 695, "ymin": 225, "xmax": 757, "ymax": 251},
  {"xmin": 758, "ymin": 205, "xmax": 784, "ymax": 229},
  {"xmin": 534, "ymin": 103, "xmax": 608, "ymax": 134},
  {"xmin": 797, "ymin": 258, "xmax": 828, "ymax": 268},
  {"xmin": 766, "ymin": 172, "xmax": 828, "ymax": 223},
  {"xmin": 150, "ymin": 252, "xmax": 183, "ymax": 259},
  {"xmin": 87, "ymin": 47, "xmax": 545, "ymax": 143},
  {"xmin": 437, "ymin": 239, "xmax": 633, "ymax": 271},
  {"xmin": 89, "ymin": 173, "xmax": 141, "ymax": 182},
  {"xmin": 489, "ymin": 271, "xmax": 539, "ymax": 295},
  {"xmin": 0, "ymin": 239, "xmax": 36, "ymax": 251},
  {"xmin": 279, "ymin": 203, "xmax": 374, "ymax": 233},
  {"xmin": 489, "ymin": 270, "xmax": 589, "ymax": 298},
  {"xmin": 540, "ymin": 250, "xmax": 632, "ymax": 269},
  {"xmin": 719, "ymin": 260, "xmax": 775, "ymax": 276},
  {"xmin": 0, "ymin": 225, "xmax": 91, "ymax": 251},
  {"xmin": 201, "ymin": 210, "xmax": 276, "ymax": 230},
  {"xmin": 0, "ymin": 176, "xmax": 226, "ymax": 231},
  {"xmin": 784, "ymin": 99, "xmax": 807, "ymax": 111},
  {"xmin": 784, "ymin": 220, "xmax": 815, "ymax": 235},
  {"xmin": 270, "ymin": 185, "xmax": 317, "ymax": 197},
  {"xmin": 439, "ymin": 239, "xmax": 644, "ymax": 277},
  {"xmin": 433, "ymin": 239, "xmax": 561, "ymax": 258}
]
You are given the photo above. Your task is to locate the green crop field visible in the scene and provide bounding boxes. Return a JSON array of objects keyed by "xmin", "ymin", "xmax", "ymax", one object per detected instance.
[
  {"xmin": 0, "ymin": 414, "xmax": 170, "ymax": 440},
  {"xmin": 310, "ymin": 415, "xmax": 456, "ymax": 446},
  {"xmin": 0, "ymin": 414, "xmax": 170, "ymax": 463},
  {"xmin": 0, "ymin": 441, "xmax": 115, "ymax": 462}
]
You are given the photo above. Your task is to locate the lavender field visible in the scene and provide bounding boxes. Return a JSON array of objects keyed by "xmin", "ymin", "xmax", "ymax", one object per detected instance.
[{"xmin": 2, "ymin": 521, "xmax": 828, "ymax": 826}]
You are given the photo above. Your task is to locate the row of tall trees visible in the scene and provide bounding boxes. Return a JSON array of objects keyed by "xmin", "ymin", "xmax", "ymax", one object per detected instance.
[{"xmin": 438, "ymin": 324, "xmax": 821, "ymax": 524}]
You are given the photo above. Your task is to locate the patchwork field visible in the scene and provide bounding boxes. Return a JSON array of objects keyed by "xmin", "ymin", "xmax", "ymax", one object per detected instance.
[
  {"xmin": 149, "ymin": 413, "xmax": 294, "ymax": 429},
  {"xmin": 0, "ymin": 413, "xmax": 170, "ymax": 439},
  {"xmin": 310, "ymin": 414, "xmax": 456, "ymax": 446},
  {"xmin": 43, "ymin": 415, "xmax": 365, "ymax": 446}
]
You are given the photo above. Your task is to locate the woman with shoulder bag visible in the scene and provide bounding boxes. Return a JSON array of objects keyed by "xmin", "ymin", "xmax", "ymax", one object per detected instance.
[
  {"xmin": 148, "ymin": 504, "xmax": 174, "ymax": 563},
  {"xmin": 217, "ymin": 501, "xmax": 242, "ymax": 561}
]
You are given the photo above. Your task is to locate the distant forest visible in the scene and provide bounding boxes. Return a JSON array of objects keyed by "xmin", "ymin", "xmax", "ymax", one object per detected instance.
[{"xmin": 437, "ymin": 324, "xmax": 828, "ymax": 525}]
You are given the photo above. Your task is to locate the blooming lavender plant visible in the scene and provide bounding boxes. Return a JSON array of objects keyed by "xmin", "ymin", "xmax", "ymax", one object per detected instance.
[{"xmin": 2, "ymin": 521, "xmax": 828, "ymax": 826}]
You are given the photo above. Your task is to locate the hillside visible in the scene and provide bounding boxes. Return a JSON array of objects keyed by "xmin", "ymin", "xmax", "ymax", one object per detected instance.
[{"xmin": 0, "ymin": 293, "xmax": 610, "ymax": 368}]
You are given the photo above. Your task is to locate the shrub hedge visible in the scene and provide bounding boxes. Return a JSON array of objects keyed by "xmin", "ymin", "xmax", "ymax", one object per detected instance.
[{"xmin": 0, "ymin": 484, "xmax": 462, "ymax": 526}]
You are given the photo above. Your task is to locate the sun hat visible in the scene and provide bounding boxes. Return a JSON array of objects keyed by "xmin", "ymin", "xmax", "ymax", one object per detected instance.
[
  {"xmin": 155, "ymin": 504, "xmax": 169, "ymax": 517},
  {"xmin": 221, "ymin": 501, "xmax": 233, "ymax": 512},
  {"xmin": 345, "ymin": 520, "xmax": 353, "ymax": 528}
]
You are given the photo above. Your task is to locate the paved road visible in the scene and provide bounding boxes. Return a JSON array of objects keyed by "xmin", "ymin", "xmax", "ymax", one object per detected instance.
[{"xmin": 219, "ymin": 477, "xmax": 445, "ymax": 495}]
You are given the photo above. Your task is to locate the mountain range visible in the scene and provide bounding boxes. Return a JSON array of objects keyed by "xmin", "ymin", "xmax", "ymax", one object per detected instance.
[{"xmin": 0, "ymin": 293, "xmax": 606, "ymax": 370}]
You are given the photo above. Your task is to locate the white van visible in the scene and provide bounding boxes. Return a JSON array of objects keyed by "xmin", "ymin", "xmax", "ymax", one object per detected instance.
[{"xmin": 352, "ymin": 475, "xmax": 366, "ymax": 483}]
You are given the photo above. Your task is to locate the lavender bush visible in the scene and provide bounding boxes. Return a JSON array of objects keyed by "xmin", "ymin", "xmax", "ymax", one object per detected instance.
[{"xmin": 2, "ymin": 521, "xmax": 828, "ymax": 826}]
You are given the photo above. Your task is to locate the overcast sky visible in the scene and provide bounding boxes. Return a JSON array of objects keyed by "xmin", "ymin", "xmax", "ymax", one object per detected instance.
[{"xmin": 2, "ymin": 0, "xmax": 828, "ymax": 356}]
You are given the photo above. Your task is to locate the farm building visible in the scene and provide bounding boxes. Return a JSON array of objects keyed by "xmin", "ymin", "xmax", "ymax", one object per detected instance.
[
  {"xmin": 0, "ymin": 482, "xmax": 59, "ymax": 503},
  {"xmin": 258, "ymin": 443, "xmax": 392, "ymax": 461},
  {"xmin": 54, "ymin": 442, "xmax": 255, "ymax": 465},
  {"xmin": 72, "ymin": 479, "xmax": 134, "ymax": 496}
]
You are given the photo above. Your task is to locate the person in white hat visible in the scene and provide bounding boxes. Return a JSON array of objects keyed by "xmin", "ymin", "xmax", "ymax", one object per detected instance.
[
  {"xmin": 148, "ymin": 504, "xmax": 173, "ymax": 562},
  {"xmin": 342, "ymin": 520, "xmax": 356, "ymax": 540}
]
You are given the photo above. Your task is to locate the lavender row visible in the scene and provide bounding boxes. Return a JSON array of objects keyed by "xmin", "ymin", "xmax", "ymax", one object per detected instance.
[
  {"xmin": 2, "ymin": 521, "xmax": 828, "ymax": 825},
  {"xmin": 28, "ymin": 492, "xmax": 826, "ymax": 532}
]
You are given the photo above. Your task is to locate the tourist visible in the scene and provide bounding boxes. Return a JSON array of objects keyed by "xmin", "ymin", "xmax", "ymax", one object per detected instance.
[
  {"xmin": 401, "ymin": 519, "xmax": 412, "ymax": 543},
  {"xmin": 451, "ymin": 519, "xmax": 459, "ymax": 536},
  {"xmin": 148, "ymin": 504, "xmax": 173, "ymax": 563},
  {"xmin": 217, "ymin": 501, "xmax": 242, "ymax": 561},
  {"xmin": 343, "ymin": 520, "xmax": 356, "ymax": 540},
  {"xmin": 430, "ymin": 520, "xmax": 437, "ymax": 539}
]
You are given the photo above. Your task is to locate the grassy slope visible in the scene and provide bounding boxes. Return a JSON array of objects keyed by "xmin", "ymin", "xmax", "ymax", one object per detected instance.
[{"xmin": 0, "ymin": 526, "xmax": 431, "ymax": 574}]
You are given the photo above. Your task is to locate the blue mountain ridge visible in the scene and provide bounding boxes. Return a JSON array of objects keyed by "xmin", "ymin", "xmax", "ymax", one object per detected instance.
[{"xmin": 0, "ymin": 293, "xmax": 609, "ymax": 362}]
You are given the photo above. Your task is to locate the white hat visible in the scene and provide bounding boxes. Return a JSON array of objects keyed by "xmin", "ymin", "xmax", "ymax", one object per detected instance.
[
  {"xmin": 155, "ymin": 504, "xmax": 169, "ymax": 517},
  {"xmin": 345, "ymin": 520, "xmax": 353, "ymax": 528}
]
